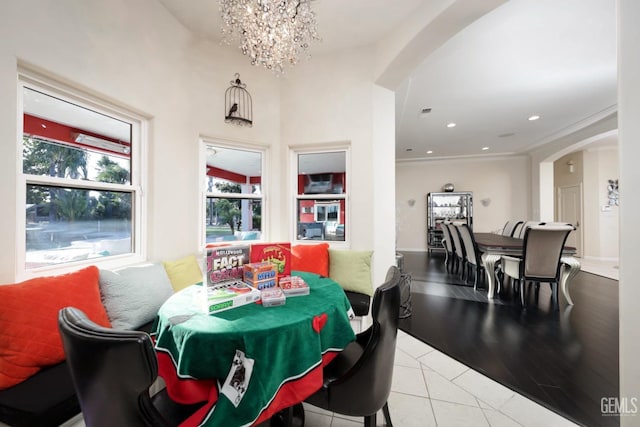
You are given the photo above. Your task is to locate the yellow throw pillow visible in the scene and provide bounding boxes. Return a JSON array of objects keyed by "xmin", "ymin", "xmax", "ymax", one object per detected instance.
[
  {"xmin": 163, "ymin": 254, "xmax": 203, "ymax": 292},
  {"xmin": 329, "ymin": 249, "xmax": 374, "ymax": 296}
]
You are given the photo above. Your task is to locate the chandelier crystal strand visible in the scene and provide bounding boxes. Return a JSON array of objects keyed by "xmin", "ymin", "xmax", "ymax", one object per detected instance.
[{"xmin": 220, "ymin": 0, "xmax": 320, "ymax": 73}]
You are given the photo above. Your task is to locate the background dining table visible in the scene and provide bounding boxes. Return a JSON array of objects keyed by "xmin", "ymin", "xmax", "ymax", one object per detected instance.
[
  {"xmin": 474, "ymin": 232, "xmax": 580, "ymax": 303},
  {"xmin": 152, "ymin": 271, "xmax": 355, "ymax": 427}
]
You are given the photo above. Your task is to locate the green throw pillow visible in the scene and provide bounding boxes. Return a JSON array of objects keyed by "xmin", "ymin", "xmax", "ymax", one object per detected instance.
[{"xmin": 329, "ymin": 249, "xmax": 374, "ymax": 296}]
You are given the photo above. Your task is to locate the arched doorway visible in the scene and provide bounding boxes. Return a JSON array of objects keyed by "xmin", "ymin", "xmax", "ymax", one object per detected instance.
[{"xmin": 537, "ymin": 128, "xmax": 619, "ymax": 266}]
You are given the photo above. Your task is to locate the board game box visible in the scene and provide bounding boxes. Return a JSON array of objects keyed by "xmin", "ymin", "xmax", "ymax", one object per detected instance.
[
  {"xmin": 243, "ymin": 262, "xmax": 278, "ymax": 282},
  {"xmin": 204, "ymin": 244, "xmax": 250, "ymax": 285},
  {"xmin": 250, "ymin": 242, "xmax": 292, "ymax": 277},
  {"xmin": 249, "ymin": 278, "xmax": 278, "ymax": 290},
  {"xmin": 203, "ymin": 279, "xmax": 261, "ymax": 314},
  {"xmin": 260, "ymin": 287, "xmax": 286, "ymax": 307},
  {"xmin": 243, "ymin": 262, "xmax": 278, "ymax": 289},
  {"xmin": 278, "ymin": 275, "xmax": 310, "ymax": 296}
]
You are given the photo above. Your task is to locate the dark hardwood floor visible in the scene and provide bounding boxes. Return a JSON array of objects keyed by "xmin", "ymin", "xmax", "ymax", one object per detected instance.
[{"xmin": 398, "ymin": 251, "xmax": 619, "ymax": 427}]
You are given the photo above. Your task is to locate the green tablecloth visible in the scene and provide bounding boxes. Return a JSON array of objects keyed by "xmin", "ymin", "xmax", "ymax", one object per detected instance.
[{"xmin": 153, "ymin": 271, "xmax": 355, "ymax": 427}]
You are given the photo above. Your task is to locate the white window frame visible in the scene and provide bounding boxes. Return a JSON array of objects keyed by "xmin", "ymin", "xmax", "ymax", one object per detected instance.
[
  {"xmin": 290, "ymin": 144, "xmax": 350, "ymax": 247},
  {"xmin": 199, "ymin": 138, "xmax": 268, "ymax": 246},
  {"xmin": 16, "ymin": 70, "xmax": 147, "ymax": 279},
  {"xmin": 314, "ymin": 201, "xmax": 340, "ymax": 223}
]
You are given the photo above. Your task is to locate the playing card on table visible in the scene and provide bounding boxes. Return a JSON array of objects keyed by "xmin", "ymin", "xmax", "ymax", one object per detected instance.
[{"xmin": 221, "ymin": 350, "xmax": 255, "ymax": 407}]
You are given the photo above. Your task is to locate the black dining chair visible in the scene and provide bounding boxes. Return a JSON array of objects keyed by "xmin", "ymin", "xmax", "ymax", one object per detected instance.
[
  {"xmin": 58, "ymin": 307, "xmax": 203, "ymax": 427},
  {"xmin": 501, "ymin": 225, "xmax": 574, "ymax": 307},
  {"xmin": 304, "ymin": 265, "xmax": 402, "ymax": 427}
]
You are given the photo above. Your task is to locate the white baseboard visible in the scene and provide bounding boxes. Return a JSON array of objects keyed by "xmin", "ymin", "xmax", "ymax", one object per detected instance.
[
  {"xmin": 396, "ymin": 248, "xmax": 428, "ymax": 253},
  {"xmin": 581, "ymin": 255, "xmax": 619, "ymax": 263}
]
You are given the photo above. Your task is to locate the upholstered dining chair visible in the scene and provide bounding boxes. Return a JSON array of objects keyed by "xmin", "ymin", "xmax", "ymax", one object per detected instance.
[
  {"xmin": 501, "ymin": 225, "xmax": 574, "ymax": 307},
  {"xmin": 501, "ymin": 220, "xmax": 524, "ymax": 237},
  {"xmin": 512, "ymin": 222, "xmax": 524, "ymax": 238},
  {"xmin": 515, "ymin": 221, "xmax": 544, "ymax": 239},
  {"xmin": 58, "ymin": 307, "xmax": 203, "ymax": 427},
  {"xmin": 440, "ymin": 222, "xmax": 455, "ymax": 272},
  {"xmin": 304, "ymin": 265, "xmax": 402, "ymax": 427},
  {"xmin": 457, "ymin": 223, "xmax": 487, "ymax": 289},
  {"xmin": 446, "ymin": 222, "xmax": 466, "ymax": 279}
]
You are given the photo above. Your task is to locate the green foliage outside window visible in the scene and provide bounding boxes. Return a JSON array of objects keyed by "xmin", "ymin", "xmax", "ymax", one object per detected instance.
[{"xmin": 24, "ymin": 136, "xmax": 132, "ymax": 224}]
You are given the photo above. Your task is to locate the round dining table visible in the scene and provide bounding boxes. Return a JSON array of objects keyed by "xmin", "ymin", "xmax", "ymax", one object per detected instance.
[{"xmin": 152, "ymin": 271, "xmax": 356, "ymax": 427}]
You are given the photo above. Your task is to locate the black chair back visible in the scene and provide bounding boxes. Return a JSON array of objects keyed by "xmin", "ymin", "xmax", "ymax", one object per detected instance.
[
  {"xmin": 58, "ymin": 307, "xmax": 172, "ymax": 427},
  {"xmin": 366, "ymin": 265, "xmax": 402, "ymax": 405},
  {"xmin": 305, "ymin": 265, "xmax": 401, "ymax": 421}
]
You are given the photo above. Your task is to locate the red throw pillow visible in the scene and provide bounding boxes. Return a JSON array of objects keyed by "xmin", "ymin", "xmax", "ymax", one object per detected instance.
[
  {"xmin": 0, "ymin": 266, "xmax": 111, "ymax": 389},
  {"xmin": 291, "ymin": 243, "xmax": 330, "ymax": 277}
]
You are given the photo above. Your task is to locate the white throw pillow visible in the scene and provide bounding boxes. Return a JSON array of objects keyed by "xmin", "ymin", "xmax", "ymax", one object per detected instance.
[{"xmin": 99, "ymin": 263, "xmax": 174, "ymax": 330}]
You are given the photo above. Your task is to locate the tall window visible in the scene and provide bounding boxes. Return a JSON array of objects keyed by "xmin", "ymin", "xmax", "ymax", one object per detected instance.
[
  {"xmin": 19, "ymin": 74, "xmax": 144, "ymax": 272},
  {"xmin": 202, "ymin": 142, "xmax": 264, "ymax": 244},
  {"xmin": 293, "ymin": 148, "xmax": 348, "ymax": 243}
]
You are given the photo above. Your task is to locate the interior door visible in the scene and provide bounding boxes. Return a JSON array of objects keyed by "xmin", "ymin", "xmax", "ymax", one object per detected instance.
[{"xmin": 558, "ymin": 184, "xmax": 583, "ymax": 257}]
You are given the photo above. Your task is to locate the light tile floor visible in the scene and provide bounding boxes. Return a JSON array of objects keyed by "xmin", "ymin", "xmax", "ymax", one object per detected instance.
[
  {"xmin": 303, "ymin": 330, "xmax": 580, "ymax": 427},
  {"xmin": 49, "ymin": 330, "xmax": 581, "ymax": 427}
]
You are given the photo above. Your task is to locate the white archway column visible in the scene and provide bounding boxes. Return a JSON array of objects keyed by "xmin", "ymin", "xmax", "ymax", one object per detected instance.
[{"xmin": 618, "ymin": 0, "xmax": 640, "ymax": 423}]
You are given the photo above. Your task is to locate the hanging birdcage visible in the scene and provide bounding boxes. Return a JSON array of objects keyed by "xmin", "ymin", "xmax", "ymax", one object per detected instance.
[{"xmin": 224, "ymin": 73, "xmax": 253, "ymax": 127}]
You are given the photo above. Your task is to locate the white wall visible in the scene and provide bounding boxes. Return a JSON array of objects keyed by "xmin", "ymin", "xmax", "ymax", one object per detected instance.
[
  {"xmin": 595, "ymin": 148, "xmax": 620, "ymax": 259},
  {"xmin": 279, "ymin": 47, "xmax": 396, "ymax": 285},
  {"xmin": 583, "ymin": 147, "xmax": 619, "ymax": 259},
  {"xmin": 554, "ymin": 147, "xmax": 619, "ymax": 260},
  {"xmin": 618, "ymin": 0, "xmax": 640, "ymax": 422},
  {"xmin": 395, "ymin": 155, "xmax": 530, "ymax": 251},
  {"xmin": 372, "ymin": 86, "xmax": 397, "ymax": 284}
]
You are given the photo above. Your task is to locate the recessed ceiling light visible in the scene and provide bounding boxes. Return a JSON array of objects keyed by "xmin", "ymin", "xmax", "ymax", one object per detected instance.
[
  {"xmin": 426, "ymin": 150, "xmax": 433, "ymax": 154},
  {"xmin": 446, "ymin": 122, "xmax": 456, "ymax": 128},
  {"xmin": 528, "ymin": 115, "xmax": 540, "ymax": 121},
  {"xmin": 482, "ymin": 147, "xmax": 489, "ymax": 151}
]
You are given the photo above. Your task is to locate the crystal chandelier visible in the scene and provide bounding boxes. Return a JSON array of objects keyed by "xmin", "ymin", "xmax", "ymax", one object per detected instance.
[{"xmin": 220, "ymin": 0, "xmax": 320, "ymax": 73}]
